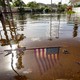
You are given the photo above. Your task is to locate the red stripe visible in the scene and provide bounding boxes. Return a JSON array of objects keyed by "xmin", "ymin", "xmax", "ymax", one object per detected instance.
[
  {"xmin": 34, "ymin": 49, "xmax": 42, "ymax": 75},
  {"xmin": 38, "ymin": 49, "xmax": 46, "ymax": 72}
]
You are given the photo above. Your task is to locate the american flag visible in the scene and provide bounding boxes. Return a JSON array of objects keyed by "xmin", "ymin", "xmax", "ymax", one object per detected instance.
[{"xmin": 34, "ymin": 47, "xmax": 60, "ymax": 74}]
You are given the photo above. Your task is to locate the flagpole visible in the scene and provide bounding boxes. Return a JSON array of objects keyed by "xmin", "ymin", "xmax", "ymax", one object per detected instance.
[{"xmin": 4, "ymin": 47, "xmax": 61, "ymax": 51}]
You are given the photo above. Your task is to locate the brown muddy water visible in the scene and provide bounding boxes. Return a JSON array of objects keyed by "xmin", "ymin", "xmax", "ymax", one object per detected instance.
[{"xmin": 0, "ymin": 13, "xmax": 80, "ymax": 80}]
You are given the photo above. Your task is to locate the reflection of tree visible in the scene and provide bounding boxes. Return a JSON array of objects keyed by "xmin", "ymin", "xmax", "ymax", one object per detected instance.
[
  {"xmin": 12, "ymin": 0, "xmax": 26, "ymax": 14},
  {"xmin": 0, "ymin": 11, "xmax": 25, "ymax": 46},
  {"xmin": 9, "ymin": 45, "xmax": 26, "ymax": 77},
  {"xmin": 10, "ymin": 45, "xmax": 26, "ymax": 78},
  {"xmin": 11, "ymin": 52, "xmax": 20, "ymax": 76},
  {"xmin": 29, "ymin": 13, "xmax": 39, "ymax": 20},
  {"xmin": 16, "ymin": 53, "xmax": 24, "ymax": 69},
  {"xmin": 11, "ymin": 49, "xmax": 27, "ymax": 80},
  {"xmin": 0, "ymin": 13, "xmax": 10, "ymax": 45},
  {"xmin": 0, "ymin": 0, "xmax": 18, "ymax": 46},
  {"xmin": 18, "ymin": 13, "xmax": 27, "ymax": 20},
  {"xmin": 0, "ymin": 0, "xmax": 27, "ymax": 78},
  {"xmin": 16, "ymin": 46, "xmax": 24, "ymax": 70},
  {"xmin": 17, "ymin": 13, "xmax": 27, "ymax": 31},
  {"xmin": 57, "ymin": 14, "xmax": 61, "ymax": 21},
  {"xmin": 0, "ymin": 29, "xmax": 25, "ymax": 46},
  {"xmin": 73, "ymin": 23, "xmax": 78, "ymax": 37},
  {"xmin": 14, "ymin": 75, "xmax": 27, "ymax": 80},
  {"xmin": 16, "ymin": 34, "xmax": 25, "ymax": 42}
]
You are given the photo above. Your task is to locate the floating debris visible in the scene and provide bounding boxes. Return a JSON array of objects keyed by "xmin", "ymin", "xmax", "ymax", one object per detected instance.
[{"xmin": 63, "ymin": 49, "xmax": 69, "ymax": 54}]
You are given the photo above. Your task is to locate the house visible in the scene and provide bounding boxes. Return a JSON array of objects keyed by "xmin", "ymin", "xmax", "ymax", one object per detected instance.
[
  {"xmin": 70, "ymin": 0, "xmax": 80, "ymax": 6},
  {"xmin": 70, "ymin": 0, "xmax": 80, "ymax": 13}
]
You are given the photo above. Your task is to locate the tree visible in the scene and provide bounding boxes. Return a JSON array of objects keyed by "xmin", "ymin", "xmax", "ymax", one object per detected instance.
[
  {"xmin": 0, "ymin": 0, "xmax": 2, "ymax": 6},
  {"xmin": 12, "ymin": 0, "xmax": 26, "ymax": 14},
  {"xmin": 12, "ymin": 0, "xmax": 26, "ymax": 7},
  {"xmin": 61, "ymin": 4, "xmax": 68, "ymax": 12},
  {"xmin": 57, "ymin": 2, "xmax": 68, "ymax": 13},
  {"xmin": 57, "ymin": 2, "xmax": 62, "ymax": 13},
  {"xmin": 27, "ymin": 1, "xmax": 39, "ymax": 9}
]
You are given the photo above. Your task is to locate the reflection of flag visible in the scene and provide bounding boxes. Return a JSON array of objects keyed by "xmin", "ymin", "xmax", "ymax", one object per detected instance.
[
  {"xmin": 34, "ymin": 49, "xmax": 46, "ymax": 74},
  {"xmin": 46, "ymin": 47, "xmax": 59, "ymax": 54},
  {"xmin": 34, "ymin": 47, "xmax": 60, "ymax": 75},
  {"xmin": 46, "ymin": 47, "xmax": 60, "ymax": 61}
]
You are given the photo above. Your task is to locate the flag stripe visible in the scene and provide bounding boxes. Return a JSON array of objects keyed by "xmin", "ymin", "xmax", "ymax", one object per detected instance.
[
  {"xmin": 34, "ymin": 47, "xmax": 60, "ymax": 74},
  {"xmin": 37, "ymin": 49, "xmax": 46, "ymax": 72},
  {"xmin": 42, "ymin": 48, "xmax": 48, "ymax": 70},
  {"xmin": 46, "ymin": 54, "xmax": 52, "ymax": 69},
  {"xmin": 34, "ymin": 49, "xmax": 42, "ymax": 75},
  {"xmin": 50, "ymin": 54, "xmax": 54, "ymax": 66}
]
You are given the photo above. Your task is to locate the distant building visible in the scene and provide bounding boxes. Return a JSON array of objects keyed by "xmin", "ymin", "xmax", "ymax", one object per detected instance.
[
  {"xmin": 70, "ymin": 0, "xmax": 80, "ymax": 13},
  {"xmin": 70, "ymin": 0, "xmax": 80, "ymax": 6}
]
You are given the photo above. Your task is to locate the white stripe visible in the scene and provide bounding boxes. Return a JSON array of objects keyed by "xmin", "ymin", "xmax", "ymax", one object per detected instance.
[
  {"xmin": 44, "ymin": 49, "xmax": 46, "ymax": 58},
  {"xmin": 36, "ymin": 49, "xmax": 39, "ymax": 58}
]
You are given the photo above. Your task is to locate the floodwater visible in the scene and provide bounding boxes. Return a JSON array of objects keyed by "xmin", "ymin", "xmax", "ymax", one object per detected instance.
[
  {"xmin": 0, "ymin": 13, "xmax": 80, "ymax": 80},
  {"xmin": 15, "ymin": 13, "xmax": 80, "ymax": 39}
]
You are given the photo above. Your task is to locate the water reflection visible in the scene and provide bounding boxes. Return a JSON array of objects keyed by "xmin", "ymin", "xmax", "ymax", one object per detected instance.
[
  {"xmin": 0, "ymin": 11, "xmax": 26, "ymax": 77},
  {"xmin": 14, "ymin": 75, "xmax": 27, "ymax": 80},
  {"xmin": 0, "ymin": 29, "xmax": 25, "ymax": 46},
  {"xmin": 16, "ymin": 13, "xmax": 27, "ymax": 31},
  {"xmin": 16, "ymin": 45, "xmax": 24, "ymax": 70},
  {"xmin": 56, "ymin": 14, "xmax": 61, "ymax": 39},
  {"xmin": 0, "ymin": 11, "xmax": 17, "ymax": 46},
  {"xmin": 49, "ymin": 14, "xmax": 53, "ymax": 40},
  {"xmin": 5, "ymin": 44, "xmax": 26, "ymax": 77},
  {"xmin": 0, "ymin": 15, "xmax": 25, "ymax": 46},
  {"xmin": 34, "ymin": 48, "xmax": 60, "ymax": 75},
  {"xmin": 73, "ymin": 23, "xmax": 78, "ymax": 38},
  {"xmin": 29, "ymin": 13, "xmax": 40, "ymax": 20},
  {"xmin": 16, "ymin": 53, "xmax": 24, "ymax": 70},
  {"xmin": 49, "ymin": 14, "xmax": 61, "ymax": 40},
  {"xmin": 0, "ymin": 13, "xmax": 80, "ymax": 80},
  {"xmin": 15, "ymin": 13, "xmax": 80, "ymax": 39},
  {"xmin": 57, "ymin": 14, "xmax": 61, "ymax": 21},
  {"xmin": 1, "ymin": 13, "xmax": 80, "ymax": 40}
]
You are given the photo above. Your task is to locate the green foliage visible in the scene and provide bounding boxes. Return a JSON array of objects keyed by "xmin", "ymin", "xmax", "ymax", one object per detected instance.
[
  {"xmin": 57, "ymin": 2, "xmax": 63, "ymax": 13},
  {"xmin": 67, "ymin": 10, "xmax": 75, "ymax": 15},
  {"xmin": 12, "ymin": 0, "xmax": 26, "ymax": 14},
  {"xmin": 62, "ymin": 4, "xmax": 67, "ymax": 9},
  {"xmin": 57, "ymin": 2, "xmax": 68, "ymax": 13},
  {"xmin": 18, "ymin": 7, "xmax": 25, "ymax": 14},
  {"xmin": 0, "ymin": 0, "xmax": 2, "ymax": 6},
  {"xmin": 12, "ymin": 0, "xmax": 26, "ymax": 7},
  {"xmin": 27, "ymin": 1, "xmax": 39, "ymax": 9},
  {"xmin": 0, "ymin": 0, "xmax": 5, "ymax": 7},
  {"xmin": 57, "ymin": 2, "xmax": 61, "ymax": 7},
  {"xmin": 0, "ymin": 0, "xmax": 68, "ymax": 14}
]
